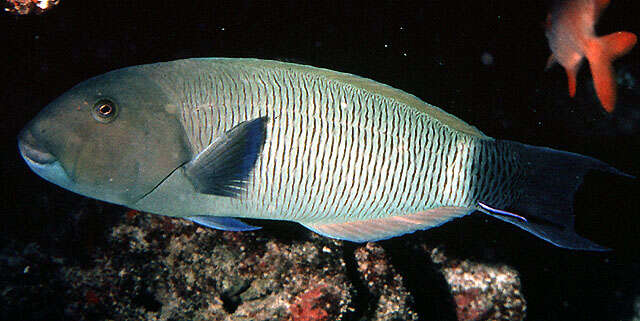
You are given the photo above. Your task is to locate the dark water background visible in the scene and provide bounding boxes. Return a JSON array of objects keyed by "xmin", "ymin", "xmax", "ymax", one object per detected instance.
[{"xmin": 2, "ymin": 0, "xmax": 640, "ymax": 319}]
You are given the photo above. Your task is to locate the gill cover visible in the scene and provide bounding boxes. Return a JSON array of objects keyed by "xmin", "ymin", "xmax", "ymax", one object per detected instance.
[{"xmin": 21, "ymin": 66, "xmax": 192, "ymax": 206}]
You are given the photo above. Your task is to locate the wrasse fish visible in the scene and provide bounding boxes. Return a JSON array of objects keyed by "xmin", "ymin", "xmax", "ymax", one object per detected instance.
[
  {"xmin": 545, "ymin": 0, "xmax": 637, "ymax": 112},
  {"xmin": 18, "ymin": 58, "xmax": 628, "ymax": 251}
]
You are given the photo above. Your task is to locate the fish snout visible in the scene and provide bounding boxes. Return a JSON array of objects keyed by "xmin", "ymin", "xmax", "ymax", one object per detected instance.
[{"xmin": 18, "ymin": 128, "xmax": 56, "ymax": 165}]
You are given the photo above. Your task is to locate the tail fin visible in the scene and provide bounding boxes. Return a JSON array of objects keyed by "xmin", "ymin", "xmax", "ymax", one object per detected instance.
[
  {"xmin": 479, "ymin": 140, "xmax": 632, "ymax": 251},
  {"xmin": 585, "ymin": 31, "xmax": 637, "ymax": 112}
]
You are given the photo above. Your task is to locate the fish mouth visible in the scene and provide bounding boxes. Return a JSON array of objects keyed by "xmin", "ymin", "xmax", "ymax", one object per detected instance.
[
  {"xmin": 18, "ymin": 129, "xmax": 57, "ymax": 165},
  {"xmin": 18, "ymin": 128, "xmax": 75, "ymax": 190}
]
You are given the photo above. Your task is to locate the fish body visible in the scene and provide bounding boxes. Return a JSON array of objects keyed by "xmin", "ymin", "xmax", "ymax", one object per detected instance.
[
  {"xmin": 545, "ymin": 0, "xmax": 637, "ymax": 112},
  {"xmin": 19, "ymin": 58, "xmax": 625, "ymax": 250},
  {"xmin": 131, "ymin": 60, "xmax": 507, "ymax": 223}
]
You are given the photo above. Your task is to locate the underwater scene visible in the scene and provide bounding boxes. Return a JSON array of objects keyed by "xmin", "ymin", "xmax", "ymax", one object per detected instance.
[{"xmin": 3, "ymin": 0, "xmax": 640, "ymax": 320}]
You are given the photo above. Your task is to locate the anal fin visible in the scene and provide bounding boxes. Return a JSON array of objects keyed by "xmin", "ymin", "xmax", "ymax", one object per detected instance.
[{"xmin": 302, "ymin": 207, "xmax": 473, "ymax": 242}]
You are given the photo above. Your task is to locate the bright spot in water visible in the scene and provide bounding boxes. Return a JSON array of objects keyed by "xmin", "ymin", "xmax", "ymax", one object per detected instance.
[
  {"xmin": 36, "ymin": 0, "xmax": 51, "ymax": 9},
  {"xmin": 481, "ymin": 52, "xmax": 494, "ymax": 66}
]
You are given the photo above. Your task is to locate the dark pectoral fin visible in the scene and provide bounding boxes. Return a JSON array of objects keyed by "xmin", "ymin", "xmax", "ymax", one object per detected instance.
[
  {"xmin": 186, "ymin": 216, "xmax": 261, "ymax": 231},
  {"xmin": 184, "ymin": 117, "xmax": 268, "ymax": 197}
]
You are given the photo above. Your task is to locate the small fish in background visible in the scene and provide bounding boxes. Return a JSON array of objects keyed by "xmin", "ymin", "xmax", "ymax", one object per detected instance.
[
  {"xmin": 545, "ymin": 0, "xmax": 637, "ymax": 112},
  {"xmin": 18, "ymin": 58, "xmax": 631, "ymax": 252}
]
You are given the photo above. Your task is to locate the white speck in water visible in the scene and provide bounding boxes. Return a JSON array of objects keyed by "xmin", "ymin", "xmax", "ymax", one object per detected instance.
[
  {"xmin": 36, "ymin": 0, "xmax": 48, "ymax": 9},
  {"xmin": 481, "ymin": 52, "xmax": 494, "ymax": 66}
]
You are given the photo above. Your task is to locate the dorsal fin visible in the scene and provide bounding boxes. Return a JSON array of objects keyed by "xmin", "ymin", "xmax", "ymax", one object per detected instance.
[{"xmin": 191, "ymin": 58, "xmax": 490, "ymax": 139}]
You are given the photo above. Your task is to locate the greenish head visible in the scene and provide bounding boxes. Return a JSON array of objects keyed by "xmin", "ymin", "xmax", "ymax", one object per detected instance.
[{"xmin": 18, "ymin": 66, "xmax": 192, "ymax": 206}]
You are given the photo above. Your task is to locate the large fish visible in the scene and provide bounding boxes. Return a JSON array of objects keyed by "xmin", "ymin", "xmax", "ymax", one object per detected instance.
[
  {"xmin": 18, "ymin": 58, "xmax": 626, "ymax": 250},
  {"xmin": 545, "ymin": 0, "xmax": 637, "ymax": 112}
]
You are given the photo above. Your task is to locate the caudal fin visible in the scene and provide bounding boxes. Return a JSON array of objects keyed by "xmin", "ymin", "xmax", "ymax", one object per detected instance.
[
  {"xmin": 585, "ymin": 31, "xmax": 637, "ymax": 112},
  {"xmin": 479, "ymin": 140, "xmax": 632, "ymax": 251}
]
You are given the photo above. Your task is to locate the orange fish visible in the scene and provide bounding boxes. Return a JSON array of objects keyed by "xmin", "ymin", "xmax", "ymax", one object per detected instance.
[{"xmin": 545, "ymin": 0, "xmax": 637, "ymax": 112}]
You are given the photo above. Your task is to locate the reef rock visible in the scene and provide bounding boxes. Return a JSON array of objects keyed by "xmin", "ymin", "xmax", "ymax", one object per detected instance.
[{"xmin": 1, "ymin": 205, "xmax": 527, "ymax": 320}]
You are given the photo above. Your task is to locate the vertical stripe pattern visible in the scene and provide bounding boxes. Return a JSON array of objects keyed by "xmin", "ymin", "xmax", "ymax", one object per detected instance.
[{"xmin": 152, "ymin": 60, "xmax": 520, "ymax": 224}]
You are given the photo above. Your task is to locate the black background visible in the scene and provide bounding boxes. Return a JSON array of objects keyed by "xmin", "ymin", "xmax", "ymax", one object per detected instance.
[{"xmin": 3, "ymin": 0, "xmax": 640, "ymax": 320}]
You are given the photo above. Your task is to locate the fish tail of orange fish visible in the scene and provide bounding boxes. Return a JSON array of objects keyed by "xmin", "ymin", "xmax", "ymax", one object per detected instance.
[{"xmin": 585, "ymin": 31, "xmax": 637, "ymax": 112}]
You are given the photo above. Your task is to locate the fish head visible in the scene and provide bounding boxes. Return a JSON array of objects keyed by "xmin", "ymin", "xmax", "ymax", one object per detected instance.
[{"xmin": 18, "ymin": 66, "xmax": 192, "ymax": 206}]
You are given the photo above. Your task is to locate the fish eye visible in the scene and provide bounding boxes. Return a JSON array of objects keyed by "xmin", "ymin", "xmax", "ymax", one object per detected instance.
[{"xmin": 92, "ymin": 99, "xmax": 118, "ymax": 123}]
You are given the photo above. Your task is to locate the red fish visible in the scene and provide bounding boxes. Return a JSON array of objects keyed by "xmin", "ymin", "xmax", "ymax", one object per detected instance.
[{"xmin": 545, "ymin": 0, "xmax": 637, "ymax": 112}]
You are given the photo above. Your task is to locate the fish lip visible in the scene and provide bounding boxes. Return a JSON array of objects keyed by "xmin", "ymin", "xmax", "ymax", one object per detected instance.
[
  {"xmin": 18, "ymin": 128, "xmax": 76, "ymax": 191},
  {"xmin": 17, "ymin": 129, "xmax": 57, "ymax": 165}
]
